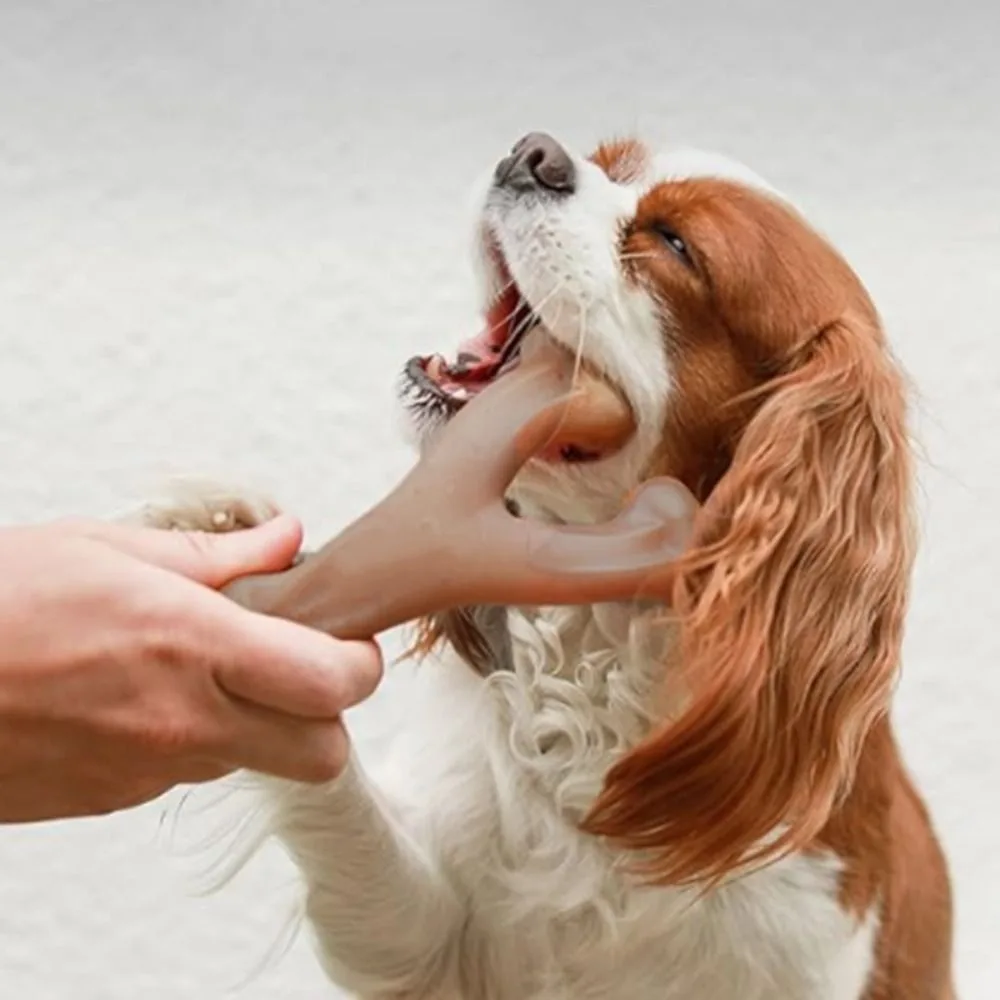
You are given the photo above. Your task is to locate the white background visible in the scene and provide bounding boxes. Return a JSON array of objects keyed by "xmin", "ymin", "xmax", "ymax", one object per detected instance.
[{"xmin": 0, "ymin": 1, "xmax": 997, "ymax": 996}]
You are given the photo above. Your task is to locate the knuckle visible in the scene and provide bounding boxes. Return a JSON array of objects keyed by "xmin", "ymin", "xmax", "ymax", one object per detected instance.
[
  {"xmin": 352, "ymin": 644, "xmax": 385, "ymax": 700},
  {"xmin": 301, "ymin": 723, "xmax": 350, "ymax": 784},
  {"xmin": 321, "ymin": 642, "xmax": 384, "ymax": 712},
  {"xmin": 119, "ymin": 655, "xmax": 220, "ymax": 759},
  {"xmin": 310, "ymin": 673, "xmax": 351, "ymax": 717},
  {"xmin": 133, "ymin": 606, "xmax": 195, "ymax": 670},
  {"xmin": 129, "ymin": 591, "xmax": 216, "ymax": 675}
]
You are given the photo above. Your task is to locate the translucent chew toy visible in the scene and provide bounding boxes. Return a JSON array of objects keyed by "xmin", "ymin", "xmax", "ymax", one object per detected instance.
[{"xmin": 223, "ymin": 340, "xmax": 698, "ymax": 640}]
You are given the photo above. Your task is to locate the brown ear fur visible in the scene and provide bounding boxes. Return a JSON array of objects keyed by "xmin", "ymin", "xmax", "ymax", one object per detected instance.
[
  {"xmin": 582, "ymin": 310, "xmax": 916, "ymax": 885},
  {"xmin": 403, "ymin": 608, "xmax": 508, "ymax": 677}
]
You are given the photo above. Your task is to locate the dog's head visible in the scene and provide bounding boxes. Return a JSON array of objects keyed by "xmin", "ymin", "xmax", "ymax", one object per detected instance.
[{"xmin": 399, "ymin": 132, "xmax": 916, "ymax": 885}]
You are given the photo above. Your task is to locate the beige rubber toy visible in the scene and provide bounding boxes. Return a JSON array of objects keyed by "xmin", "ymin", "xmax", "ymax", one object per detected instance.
[{"xmin": 223, "ymin": 340, "xmax": 698, "ymax": 639}]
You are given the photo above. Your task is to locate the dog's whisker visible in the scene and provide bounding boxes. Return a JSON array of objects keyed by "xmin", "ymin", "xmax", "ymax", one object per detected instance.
[
  {"xmin": 570, "ymin": 302, "xmax": 589, "ymax": 394},
  {"xmin": 517, "ymin": 279, "xmax": 569, "ymax": 332}
]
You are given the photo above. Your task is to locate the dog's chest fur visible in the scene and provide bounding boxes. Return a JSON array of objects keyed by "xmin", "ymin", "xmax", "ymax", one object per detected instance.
[{"xmin": 363, "ymin": 602, "xmax": 876, "ymax": 999}]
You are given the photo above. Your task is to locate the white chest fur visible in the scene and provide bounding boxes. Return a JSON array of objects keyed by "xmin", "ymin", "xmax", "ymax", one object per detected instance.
[{"xmin": 263, "ymin": 603, "xmax": 877, "ymax": 1000}]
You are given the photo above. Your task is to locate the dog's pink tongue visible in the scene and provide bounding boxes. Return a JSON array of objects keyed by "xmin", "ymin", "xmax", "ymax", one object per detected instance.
[{"xmin": 448, "ymin": 285, "xmax": 521, "ymax": 380}]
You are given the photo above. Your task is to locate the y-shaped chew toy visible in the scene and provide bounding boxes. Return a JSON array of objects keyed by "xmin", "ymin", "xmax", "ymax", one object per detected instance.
[{"xmin": 223, "ymin": 341, "xmax": 697, "ymax": 639}]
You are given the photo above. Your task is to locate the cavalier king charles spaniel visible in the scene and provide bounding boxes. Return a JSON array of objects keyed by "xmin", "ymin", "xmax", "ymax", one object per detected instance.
[{"xmin": 142, "ymin": 132, "xmax": 954, "ymax": 999}]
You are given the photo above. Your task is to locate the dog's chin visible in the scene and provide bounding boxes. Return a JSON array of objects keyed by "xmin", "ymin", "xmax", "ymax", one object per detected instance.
[{"xmin": 394, "ymin": 219, "xmax": 647, "ymax": 525}]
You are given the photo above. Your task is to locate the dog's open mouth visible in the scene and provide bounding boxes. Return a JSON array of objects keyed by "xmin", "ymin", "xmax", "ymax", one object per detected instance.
[
  {"xmin": 406, "ymin": 255, "xmax": 538, "ymax": 416},
  {"xmin": 401, "ymin": 241, "xmax": 624, "ymax": 464}
]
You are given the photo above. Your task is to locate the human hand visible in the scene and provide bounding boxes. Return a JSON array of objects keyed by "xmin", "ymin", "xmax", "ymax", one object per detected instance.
[{"xmin": 0, "ymin": 514, "xmax": 382, "ymax": 823}]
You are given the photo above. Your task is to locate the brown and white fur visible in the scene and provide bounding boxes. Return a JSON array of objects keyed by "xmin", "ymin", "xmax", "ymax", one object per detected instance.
[{"xmin": 141, "ymin": 133, "xmax": 954, "ymax": 999}]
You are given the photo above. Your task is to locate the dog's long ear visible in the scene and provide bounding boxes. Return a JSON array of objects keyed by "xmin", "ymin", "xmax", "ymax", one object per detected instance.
[
  {"xmin": 404, "ymin": 608, "xmax": 510, "ymax": 677},
  {"xmin": 583, "ymin": 310, "xmax": 916, "ymax": 885}
]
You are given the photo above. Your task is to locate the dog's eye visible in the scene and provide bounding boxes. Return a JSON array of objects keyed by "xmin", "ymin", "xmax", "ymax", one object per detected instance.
[{"xmin": 652, "ymin": 224, "xmax": 694, "ymax": 267}]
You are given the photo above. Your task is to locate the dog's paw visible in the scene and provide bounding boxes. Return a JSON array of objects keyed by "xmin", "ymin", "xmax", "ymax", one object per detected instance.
[{"xmin": 129, "ymin": 478, "xmax": 281, "ymax": 535}]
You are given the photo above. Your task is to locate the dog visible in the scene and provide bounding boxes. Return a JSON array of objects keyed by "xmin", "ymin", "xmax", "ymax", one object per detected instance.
[{"xmin": 142, "ymin": 131, "xmax": 954, "ymax": 999}]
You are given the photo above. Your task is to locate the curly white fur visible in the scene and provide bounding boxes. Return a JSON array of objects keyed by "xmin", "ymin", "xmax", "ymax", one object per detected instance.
[{"xmin": 140, "ymin": 486, "xmax": 877, "ymax": 1000}]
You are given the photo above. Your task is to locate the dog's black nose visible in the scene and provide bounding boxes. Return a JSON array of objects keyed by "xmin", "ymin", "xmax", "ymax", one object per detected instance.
[{"xmin": 494, "ymin": 132, "xmax": 576, "ymax": 196}]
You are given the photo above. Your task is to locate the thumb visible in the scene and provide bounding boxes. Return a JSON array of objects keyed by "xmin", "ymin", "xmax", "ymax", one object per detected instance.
[{"xmin": 81, "ymin": 514, "xmax": 305, "ymax": 588}]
